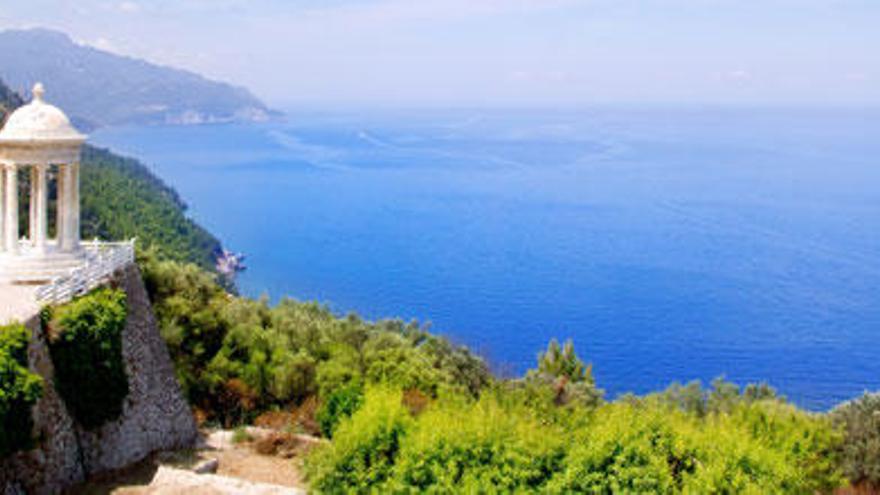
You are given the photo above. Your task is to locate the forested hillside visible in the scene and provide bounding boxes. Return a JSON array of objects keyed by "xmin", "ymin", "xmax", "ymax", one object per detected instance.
[
  {"xmin": 79, "ymin": 145, "xmax": 221, "ymax": 270},
  {"xmin": 0, "ymin": 79, "xmax": 221, "ymax": 271}
]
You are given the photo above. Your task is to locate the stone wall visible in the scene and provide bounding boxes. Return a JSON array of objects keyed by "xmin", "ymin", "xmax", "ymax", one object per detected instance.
[{"xmin": 0, "ymin": 264, "xmax": 198, "ymax": 494}]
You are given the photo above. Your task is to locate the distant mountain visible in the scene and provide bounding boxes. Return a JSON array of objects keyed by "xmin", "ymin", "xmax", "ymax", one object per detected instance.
[{"xmin": 0, "ymin": 28, "xmax": 275, "ymax": 129}]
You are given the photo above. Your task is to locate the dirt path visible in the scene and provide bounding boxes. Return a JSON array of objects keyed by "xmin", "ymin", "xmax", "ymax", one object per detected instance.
[{"xmin": 70, "ymin": 428, "xmax": 315, "ymax": 494}]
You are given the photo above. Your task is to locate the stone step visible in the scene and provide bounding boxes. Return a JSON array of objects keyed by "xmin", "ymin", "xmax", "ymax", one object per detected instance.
[
  {"xmin": 149, "ymin": 466, "xmax": 305, "ymax": 494},
  {"xmin": 0, "ymin": 264, "xmax": 85, "ymax": 284}
]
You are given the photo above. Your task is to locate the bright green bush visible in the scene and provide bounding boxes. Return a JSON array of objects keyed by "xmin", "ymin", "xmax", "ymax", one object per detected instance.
[
  {"xmin": 305, "ymin": 388, "xmax": 413, "ymax": 491},
  {"xmin": 548, "ymin": 404, "xmax": 693, "ymax": 493},
  {"xmin": 44, "ymin": 288, "xmax": 129, "ymax": 430},
  {"xmin": 0, "ymin": 323, "xmax": 43, "ymax": 457},
  {"xmin": 316, "ymin": 382, "xmax": 364, "ymax": 438},
  {"xmin": 550, "ymin": 400, "xmax": 842, "ymax": 494},
  {"xmin": 693, "ymin": 400, "xmax": 842, "ymax": 493},
  {"xmin": 831, "ymin": 393, "xmax": 880, "ymax": 489},
  {"xmin": 305, "ymin": 387, "xmax": 844, "ymax": 493},
  {"xmin": 387, "ymin": 398, "xmax": 567, "ymax": 492}
]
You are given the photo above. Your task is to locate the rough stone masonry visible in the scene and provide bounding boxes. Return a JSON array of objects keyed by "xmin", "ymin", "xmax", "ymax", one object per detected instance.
[{"xmin": 0, "ymin": 264, "xmax": 198, "ymax": 494}]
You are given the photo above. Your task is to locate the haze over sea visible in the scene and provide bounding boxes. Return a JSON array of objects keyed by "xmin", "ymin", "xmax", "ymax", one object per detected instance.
[{"xmin": 93, "ymin": 107, "xmax": 880, "ymax": 410}]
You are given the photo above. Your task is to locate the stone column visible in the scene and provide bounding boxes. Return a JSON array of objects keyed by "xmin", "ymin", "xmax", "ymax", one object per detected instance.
[
  {"xmin": 29, "ymin": 166, "xmax": 37, "ymax": 244},
  {"xmin": 59, "ymin": 163, "xmax": 80, "ymax": 252},
  {"xmin": 4, "ymin": 165, "xmax": 18, "ymax": 254},
  {"xmin": 56, "ymin": 164, "xmax": 67, "ymax": 251},
  {"xmin": 0, "ymin": 169, "xmax": 5, "ymax": 253},
  {"xmin": 34, "ymin": 164, "xmax": 48, "ymax": 253},
  {"xmin": 71, "ymin": 162, "xmax": 80, "ymax": 249},
  {"xmin": 59, "ymin": 163, "xmax": 74, "ymax": 252}
]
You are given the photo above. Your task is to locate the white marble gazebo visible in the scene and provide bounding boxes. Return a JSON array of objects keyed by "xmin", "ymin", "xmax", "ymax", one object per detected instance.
[{"xmin": 0, "ymin": 83, "xmax": 86, "ymax": 283}]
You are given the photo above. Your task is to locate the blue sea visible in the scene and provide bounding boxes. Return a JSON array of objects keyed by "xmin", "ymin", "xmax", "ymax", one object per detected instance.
[{"xmin": 92, "ymin": 107, "xmax": 880, "ymax": 410}]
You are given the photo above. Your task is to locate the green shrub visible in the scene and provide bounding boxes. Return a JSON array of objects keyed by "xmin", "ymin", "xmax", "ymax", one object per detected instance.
[
  {"xmin": 316, "ymin": 382, "xmax": 364, "ymax": 438},
  {"xmin": 388, "ymin": 398, "xmax": 567, "ymax": 492},
  {"xmin": 305, "ymin": 386, "xmax": 844, "ymax": 493},
  {"xmin": 44, "ymin": 288, "xmax": 129, "ymax": 430},
  {"xmin": 832, "ymin": 393, "xmax": 880, "ymax": 489},
  {"xmin": 548, "ymin": 404, "xmax": 693, "ymax": 493},
  {"xmin": 0, "ymin": 323, "xmax": 43, "ymax": 457},
  {"xmin": 139, "ymin": 249, "xmax": 230, "ymax": 405},
  {"xmin": 305, "ymin": 388, "xmax": 412, "ymax": 491},
  {"xmin": 513, "ymin": 338, "xmax": 604, "ymax": 411}
]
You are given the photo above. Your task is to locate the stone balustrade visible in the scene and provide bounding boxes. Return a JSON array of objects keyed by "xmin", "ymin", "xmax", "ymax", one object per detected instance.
[{"xmin": 35, "ymin": 239, "xmax": 136, "ymax": 304}]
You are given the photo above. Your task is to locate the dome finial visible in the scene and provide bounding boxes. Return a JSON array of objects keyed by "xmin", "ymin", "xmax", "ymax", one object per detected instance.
[{"xmin": 32, "ymin": 82, "xmax": 45, "ymax": 102}]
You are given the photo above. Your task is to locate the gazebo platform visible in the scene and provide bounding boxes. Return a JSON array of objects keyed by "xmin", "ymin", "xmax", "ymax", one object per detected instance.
[
  {"xmin": 0, "ymin": 84, "xmax": 135, "ymax": 313},
  {"xmin": 0, "ymin": 284, "xmax": 38, "ymax": 325},
  {"xmin": 0, "ymin": 240, "xmax": 88, "ymax": 283}
]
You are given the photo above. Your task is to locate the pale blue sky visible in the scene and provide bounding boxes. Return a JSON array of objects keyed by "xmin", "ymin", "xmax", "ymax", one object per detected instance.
[{"xmin": 1, "ymin": 0, "xmax": 877, "ymax": 106}]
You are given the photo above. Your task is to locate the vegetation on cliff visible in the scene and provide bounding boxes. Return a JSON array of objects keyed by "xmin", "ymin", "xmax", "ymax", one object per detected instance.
[
  {"xmin": 305, "ymin": 385, "xmax": 842, "ymax": 493},
  {"xmin": 42, "ymin": 288, "xmax": 129, "ymax": 430},
  {"xmin": 135, "ymin": 252, "xmax": 870, "ymax": 493},
  {"xmin": 831, "ymin": 393, "xmax": 880, "ymax": 489},
  {"xmin": 80, "ymin": 145, "xmax": 221, "ymax": 271},
  {"xmin": 137, "ymin": 250, "xmax": 490, "ymax": 427},
  {"xmin": 0, "ymin": 324, "xmax": 43, "ymax": 456}
]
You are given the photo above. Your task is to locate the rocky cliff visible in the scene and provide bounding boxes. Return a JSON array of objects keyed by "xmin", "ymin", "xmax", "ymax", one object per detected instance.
[{"xmin": 0, "ymin": 265, "xmax": 197, "ymax": 493}]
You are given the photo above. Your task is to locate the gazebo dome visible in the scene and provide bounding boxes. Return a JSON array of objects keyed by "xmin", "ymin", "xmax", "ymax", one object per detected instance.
[{"xmin": 0, "ymin": 83, "xmax": 85, "ymax": 144}]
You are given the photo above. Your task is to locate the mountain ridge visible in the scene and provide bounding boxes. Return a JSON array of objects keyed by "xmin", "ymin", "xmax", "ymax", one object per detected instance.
[{"xmin": 0, "ymin": 28, "xmax": 276, "ymax": 129}]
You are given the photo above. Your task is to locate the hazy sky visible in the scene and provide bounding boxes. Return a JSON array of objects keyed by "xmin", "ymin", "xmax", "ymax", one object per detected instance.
[{"xmin": 1, "ymin": 0, "xmax": 878, "ymax": 106}]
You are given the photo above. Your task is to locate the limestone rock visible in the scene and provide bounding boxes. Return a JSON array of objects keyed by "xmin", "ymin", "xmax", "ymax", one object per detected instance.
[
  {"xmin": 193, "ymin": 458, "xmax": 220, "ymax": 474},
  {"xmin": 0, "ymin": 265, "xmax": 198, "ymax": 493}
]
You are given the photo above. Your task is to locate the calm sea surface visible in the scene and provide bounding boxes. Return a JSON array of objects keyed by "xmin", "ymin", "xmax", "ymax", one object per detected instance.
[{"xmin": 92, "ymin": 107, "xmax": 880, "ymax": 410}]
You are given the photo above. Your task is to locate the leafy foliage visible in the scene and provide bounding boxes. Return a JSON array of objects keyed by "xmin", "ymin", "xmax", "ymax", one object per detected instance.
[
  {"xmin": 537, "ymin": 338, "xmax": 587, "ymax": 380},
  {"xmin": 514, "ymin": 338, "xmax": 603, "ymax": 409},
  {"xmin": 316, "ymin": 382, "xmax": 364, "ymax": 438},
  {"xmin": 138, "ymin": 252, "xmax": 491, "ymax": 426},
  {"xmin": 139, "ymin": 249, "xmax": 230, "ymax": 406},
  {"xmin": 305, "ymin": 346, "xmax": 843, "ymax": 493},
  {"xmin": 647, "ymin": 377, "xmax": 782, "ymax": 417},
  {"xmin": 831, "ymin": 393, "xmax": 880, "ymax": 489},
  {"xmin": 0, "ymin": 324, "xmax": 43, "ymax": 457},
  {"xmin": 306, "ymin": 387, "xmax": 844, "ymax": 494},
  {"xmin": 386, "ymin": 396, "xmax": 567, "ymax": 492},
  {"xmin": 43, "ymin": 288, "xmax": 129, "ymax": 430},
  {"xmin": 305, "ymin": 388, "xmax": 413, "ymax": 491}
]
